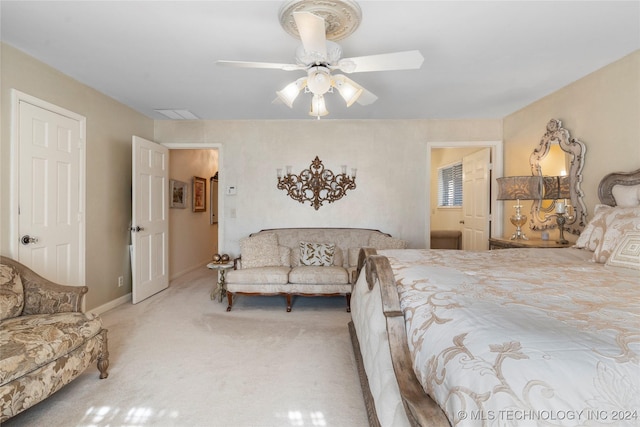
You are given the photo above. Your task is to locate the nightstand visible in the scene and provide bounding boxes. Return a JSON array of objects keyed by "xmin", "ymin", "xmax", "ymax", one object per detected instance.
[{"xmin": 489, "ymin": 237, "xmax": 572, "ymax": 250}]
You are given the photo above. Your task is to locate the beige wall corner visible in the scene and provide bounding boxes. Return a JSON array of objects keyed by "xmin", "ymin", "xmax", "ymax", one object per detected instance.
[
  {"xmin": 503, "ymin": 50, "xmax": 640, "ymax": 240},
  {"xmin": 1, "ymin": 43, "xmax": 154, "ymax": 310}
]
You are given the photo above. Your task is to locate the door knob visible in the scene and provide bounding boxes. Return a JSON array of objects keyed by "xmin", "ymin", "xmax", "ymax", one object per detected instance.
[
  {"xmin": 21, "ymin": 235, "xmax": 39, "ymax": 245},
  {"xmin": 130, "ymin": 226, "xmax": 145, "ymax": 232},
  {"xmin": 459, "ymin": 220, "xmax": 465, "ymax": 224}
]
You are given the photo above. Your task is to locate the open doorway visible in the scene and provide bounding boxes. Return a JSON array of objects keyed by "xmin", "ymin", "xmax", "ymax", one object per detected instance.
[
  {"xmin": 426, "ymin": 141, "xmax": 503, "ymax": 250},
  {"xmin": 166, "ymin": 146, "xmax": 221, "ymax": 279}
]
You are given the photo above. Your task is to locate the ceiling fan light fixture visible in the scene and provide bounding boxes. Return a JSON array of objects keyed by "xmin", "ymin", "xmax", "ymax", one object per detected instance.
[
  {"xmin": 334, "ymin": 76, "xmax": 363, "ymax": 107},
  {"xmin": 306, "ymin": 66, "xmax": 332, "ymax": 95},
  {"xmin": 309, "ymin": 94, "xmax": 329, "ymax": 118},
  {"xmin": 276, "ymin": 78, "xmax": 306, "ymax": 108}
]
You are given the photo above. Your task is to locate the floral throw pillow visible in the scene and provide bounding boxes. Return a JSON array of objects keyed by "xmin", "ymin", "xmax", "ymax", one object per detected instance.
[
  {"xmin": 299, "ymin": 242, "xmax": 335, "ymax": 266},
  {"xmin": 605, "ymin": 231, "xmax": 640, "ymax": 271},
  {"xmin": 592, "ymin": 206, "xmax": 640, "ymax": 263},
  {"xmin": 574, "ymin": 204, "xmax": 612, "ymax": 251},
  {"xmin": 0, "ymin": 264, "xmax": 24, "ymax": 321}
]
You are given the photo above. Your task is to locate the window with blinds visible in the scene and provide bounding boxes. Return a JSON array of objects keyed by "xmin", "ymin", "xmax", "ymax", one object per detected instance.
[{"xmin": 437, "ymin": 162, "xmax": 463, "ymax": 207}]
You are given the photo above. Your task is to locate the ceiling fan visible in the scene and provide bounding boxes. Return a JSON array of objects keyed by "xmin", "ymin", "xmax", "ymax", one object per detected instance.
[{"xmin": 216, "ymin": 1, "xmax": 424, "ymax": 118}]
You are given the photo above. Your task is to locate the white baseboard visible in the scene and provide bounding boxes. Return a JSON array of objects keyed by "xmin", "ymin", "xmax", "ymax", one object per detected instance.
[{"xmin": 90, "ymin": 293, "xmax": 131, "ymax": 315}]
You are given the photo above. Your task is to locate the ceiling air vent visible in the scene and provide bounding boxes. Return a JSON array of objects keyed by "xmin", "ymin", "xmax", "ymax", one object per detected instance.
[{"xmin": 154, "ymin": 109, "xmax": 199, "ymax": 120}]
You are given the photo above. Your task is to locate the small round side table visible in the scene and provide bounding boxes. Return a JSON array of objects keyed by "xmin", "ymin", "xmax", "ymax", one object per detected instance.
[{"xmin": 206, "ymin": 262, "xmax": 234, "ymax": 302}]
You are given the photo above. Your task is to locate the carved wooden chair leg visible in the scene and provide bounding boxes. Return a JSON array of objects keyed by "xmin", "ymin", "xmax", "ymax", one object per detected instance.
[
  {"xmin": 97, "ymin": 329, "xmax": 110, "ymax": 379},
  {"xmin": 286, "ymin": 294, "xmax": 292, "ymax": 312},
  {"xmin": 345, "ymin": 293, "xmax": 351, "ymax": 312},
  {"xmin": 226, "ymin": 292, "xmax": 233, "ymax": 312}
]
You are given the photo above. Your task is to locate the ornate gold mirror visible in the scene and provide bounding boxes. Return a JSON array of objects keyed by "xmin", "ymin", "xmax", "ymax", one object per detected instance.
[{"xmin": 529, "ymin": 119, "xmax": 587, "ymax": 235}]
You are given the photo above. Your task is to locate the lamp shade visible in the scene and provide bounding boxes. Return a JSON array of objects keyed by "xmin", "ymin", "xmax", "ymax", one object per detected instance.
[
  {"xmin": 496, "ymin": 176, "xmax": 543, "ymax": 200},
  {"xmin": 309, "ymin": 94, "xmax": 329, "ymax": 117},
  {"xmin": 542, "ymin": 175, "xmax": 571, "ymax": 199},
  {"xmin": 333, "ymin": 75, "xmax": 363, "ymax": 107},
  {"xmin": 276, "ymin": 78, "xmax": 306, "ymax": 108}
]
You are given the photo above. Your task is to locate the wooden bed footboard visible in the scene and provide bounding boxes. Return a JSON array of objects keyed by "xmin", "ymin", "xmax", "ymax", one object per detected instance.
[{"xmin": 358, "ymin": 249, "xmax": 450, "ymax": 427}]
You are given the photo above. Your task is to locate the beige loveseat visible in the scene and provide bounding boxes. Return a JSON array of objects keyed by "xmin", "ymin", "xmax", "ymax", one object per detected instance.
[
  {"xmin": 0, "ymin": 256, "xmax": 109, "ymax": 422},
  {"xmin": 225, "ymin": 228, "xmax": 406, "ymax": 312}
]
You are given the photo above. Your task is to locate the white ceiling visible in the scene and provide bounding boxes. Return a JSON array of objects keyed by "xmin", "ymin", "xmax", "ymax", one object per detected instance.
[{"xmin": 2, "ymin": 1, "xmax": 638, "ymax": 121}]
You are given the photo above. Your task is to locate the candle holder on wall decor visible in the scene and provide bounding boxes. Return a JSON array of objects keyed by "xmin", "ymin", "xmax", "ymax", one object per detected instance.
[{"xmin": 276, "ymin": 156, "xmax": 357, "ymax": 210}]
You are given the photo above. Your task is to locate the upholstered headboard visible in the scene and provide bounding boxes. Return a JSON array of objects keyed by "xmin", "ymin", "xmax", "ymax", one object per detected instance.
[{"xmin": 598, "ymin": 168, "xmax": 640, "ymax": 207}]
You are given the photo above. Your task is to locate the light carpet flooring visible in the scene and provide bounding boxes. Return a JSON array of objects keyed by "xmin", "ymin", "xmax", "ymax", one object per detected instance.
[{"xmin": 4, "ymin": 266, "xmax": 369, "ymax": 427}]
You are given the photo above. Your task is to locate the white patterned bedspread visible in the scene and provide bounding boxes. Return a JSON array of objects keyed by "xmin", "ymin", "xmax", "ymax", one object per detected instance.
[{"xmin": 380, "ymin": 248, "xmax": 639, "ymax": 426}]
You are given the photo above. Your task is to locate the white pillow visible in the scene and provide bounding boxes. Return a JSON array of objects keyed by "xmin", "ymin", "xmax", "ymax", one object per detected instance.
[
  {"xmin": 299, "ymin": 242, "xmax": 335, "ymax": 266},
  {"xmin": 240, "ymin": 233, "xmax": 280, "ymax": 268},
  {"xmin": 612, "ymin": 184, "xmax": 640, "ymax": 208},
  {"xmin": 605, "ymin": 231, "xmax": 640, "ymax": 271}
]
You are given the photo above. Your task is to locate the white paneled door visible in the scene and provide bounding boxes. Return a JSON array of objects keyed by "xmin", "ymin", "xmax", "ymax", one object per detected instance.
[
  {"xmin": 462, "ymin": 148, "xmax": 491, "ymax": 251},
  {"xmin": 17, "ymin": 98, "xmax": 85, "ymax": 286},
  {"xmin": 131, "ymin": 136, "xmax": 169, "ymax": 303}
]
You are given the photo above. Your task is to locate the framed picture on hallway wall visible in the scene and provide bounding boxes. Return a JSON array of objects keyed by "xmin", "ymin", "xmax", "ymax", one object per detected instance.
[
  {"xmin": 169, "ymin": 179, "xmax": 188, "ymax": 209},
  {"xmin": 193, "ymin": 176, "xmax": 206, "ymax": 212}
]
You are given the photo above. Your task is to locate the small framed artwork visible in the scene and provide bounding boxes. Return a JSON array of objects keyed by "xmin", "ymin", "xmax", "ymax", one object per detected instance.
[
  {"xmin": 169, "ymin": 179, "xmax": 188, "ymax": 209},
  {"xmin": 193, "ymin": 176, "xmax": 206, "ymax": 212}
]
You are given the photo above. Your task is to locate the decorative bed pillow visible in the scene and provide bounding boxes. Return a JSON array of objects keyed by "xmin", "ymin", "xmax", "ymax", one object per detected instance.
[
  {"xmin": 299, "ymin": 242, "xmax": 335, "ymax": 266},
  {"xmin": 240, "ymin": 233, "xmax": 280, "ymax": 268},
  {"xmin": 0, "ymin": 264, "xmax": 24, "ymax": 321},
  {"xmin": 369, "ymin": 234, "xmax": 408, "ymax": 250},
  {"xmin": 592, "ymin": 206, "xmax": 640, "ymax": 263},
  {"xmin": 612, "ymin": 184, "xmax": 640, "ymax": 208},
  {"xmin": 574, "ymin": 204, "xmax": 611, "ymax": 251},
  {"xmin": 605, "ymin": 231, "xmax": 640, "ymax": 270}
]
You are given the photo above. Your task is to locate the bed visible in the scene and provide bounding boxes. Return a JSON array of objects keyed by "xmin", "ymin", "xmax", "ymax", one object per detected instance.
[{"xmin": 349, "ymin": 169, "xmax": 640, "ymax": 427}]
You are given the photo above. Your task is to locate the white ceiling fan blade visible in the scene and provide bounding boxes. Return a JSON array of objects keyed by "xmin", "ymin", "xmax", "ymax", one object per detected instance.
[
  {"xmin": 293, "ymin": 11, "xmax": 327, "ymax": 62},
  {"xmin": 355, "ymin": 88, "xmax": 377, "ymax": 106},
  {"xmin": 336, "ymin": 50, "xmax": 424, "ymax": 73},
  {"xmin": 216, "ymin": 60, "xmax": 304, "ymax": 71}
]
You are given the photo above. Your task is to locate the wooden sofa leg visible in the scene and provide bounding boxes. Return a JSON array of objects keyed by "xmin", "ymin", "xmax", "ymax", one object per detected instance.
[
  {"xmin": 97, "ymin": 329, "xmax": 110, "ymax": 379},
  {"xmin": 286, "ymin": 294, "xmax": 292, "ymax": 312},
  {"xmin": 346, "ymin": 293, "xmax": 351, "ymax": 313},
  {"xmin": 226, "ymin": 292, "xmax": 233, "ymax": 312}
]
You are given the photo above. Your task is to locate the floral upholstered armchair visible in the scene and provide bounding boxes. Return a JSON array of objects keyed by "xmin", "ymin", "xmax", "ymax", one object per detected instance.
[{"xmin": 0, "ymin": 256, "xmax": 109, "ymax": 422}]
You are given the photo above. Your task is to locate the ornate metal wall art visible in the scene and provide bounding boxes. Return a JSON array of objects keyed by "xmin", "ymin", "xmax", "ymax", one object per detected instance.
[{"xmin": 277, "ymin": 156, "xmax": 357, "ymax": 210}]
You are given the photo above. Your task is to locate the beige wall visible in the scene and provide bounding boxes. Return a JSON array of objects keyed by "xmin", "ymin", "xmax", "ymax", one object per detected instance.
[
  {"xmin": 154, "ymin": 119, "xmax": 503, "ymax": 255},
  {"xmin": 502, "ymin": 50, "xmax": 640, "ymax": 241},
  {"xmin": 1, "ymin": 43, "xmax": 154, "ymax": 310},
  {"xmin": 4, "ymin": 39, "xmax": 635, "ymax": 311},
  {"xmin": 168, "ymin": 149, "xmax": 218, "ymax": 279}
]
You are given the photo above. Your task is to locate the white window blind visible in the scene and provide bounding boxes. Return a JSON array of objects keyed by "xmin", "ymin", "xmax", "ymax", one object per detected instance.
[{"xmin": 438, "ymin": 162, "xmax": 463, "ymax": 207}]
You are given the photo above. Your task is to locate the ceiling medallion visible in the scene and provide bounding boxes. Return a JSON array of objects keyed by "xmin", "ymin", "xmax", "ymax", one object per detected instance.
[{"xmin": 278, "ymin": 0, "xmax": 362, "ymax": 41}]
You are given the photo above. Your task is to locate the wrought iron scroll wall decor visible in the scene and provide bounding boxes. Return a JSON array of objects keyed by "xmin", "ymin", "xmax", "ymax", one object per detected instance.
[{"xmin": 277, "ymin": 156, "xmax": 357, "ymax": 210}]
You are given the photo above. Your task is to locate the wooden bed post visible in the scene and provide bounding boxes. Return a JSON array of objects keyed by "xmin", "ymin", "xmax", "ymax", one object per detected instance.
[{"xmin": 361, "ymin": 250, "xmax": 450, "ymax": 427}]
